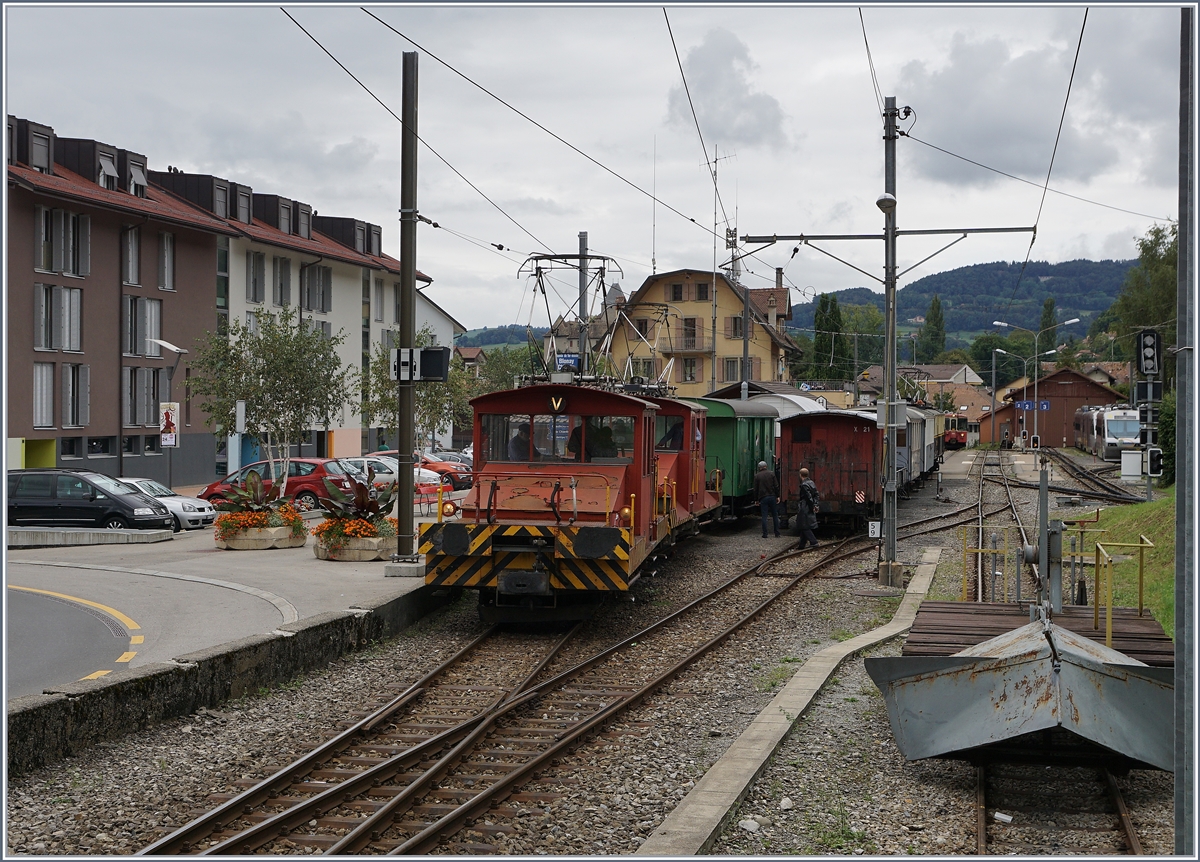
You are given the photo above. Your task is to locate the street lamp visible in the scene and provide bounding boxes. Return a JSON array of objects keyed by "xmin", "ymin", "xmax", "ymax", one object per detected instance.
[
  {"xmin": 996, "ymin": 347, "xmax": 1057, "ymax": 447},
  {"xmin": 147, "ymin": 338, "xmax": 189, "ymax": 489},
  {"xmin": 993, "ymin": 317, "xmax": 1080, "ymax": 443}
]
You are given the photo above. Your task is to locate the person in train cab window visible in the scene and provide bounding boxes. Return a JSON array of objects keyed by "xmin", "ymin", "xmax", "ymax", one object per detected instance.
[
  {"xmin": 567, "ymin": 420, "xmax": 596, "ymax": 462},
  {"xmin": 796, "ymin": 467, "xmax": 821, "ymax": 549},
  {"xmin": 593, "ymin": 424, "xmax": 618, "ymax": 457},
  {"xmin": 508, "ymin": 422, "xmax": 537, "ymax": 461},
  {"xmin": 754, "ymin": 460, "xmax": 782, "ymax": 539},
  {"xmin": 657, "ymin": 417, "xmax": 685, "ymax": 450}
]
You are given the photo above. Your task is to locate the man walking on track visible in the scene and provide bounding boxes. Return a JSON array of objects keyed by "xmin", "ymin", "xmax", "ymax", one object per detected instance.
[
  {"xmin": 796, "ymin": 467, "xmax": 821, "ymax": 549},
  {"xmin": 754, "ymin": 460, "xmax": 781, "ymax": 538}
]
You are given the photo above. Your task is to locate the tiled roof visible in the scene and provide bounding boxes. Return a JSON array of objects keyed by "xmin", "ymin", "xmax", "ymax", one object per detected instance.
[
  {"xmin": 8, "ymin": 163, "xmax": 239, "ymax": 235},
  {"xmin": 748, "ymin": 287, "xmax": 792, "ymax": 320},
  {"xmin": 456, "ymin": 347, "xmax": 485, "ymax": 360}
]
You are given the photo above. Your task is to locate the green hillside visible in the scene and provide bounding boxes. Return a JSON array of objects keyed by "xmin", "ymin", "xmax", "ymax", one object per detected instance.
[
  {"xmin": 790, "ymin": 259, "xmax": 1135, "ymax": 335},
  {"xmin": 457, "ymin": 324, "xmax": 549, "ymax": 348}
]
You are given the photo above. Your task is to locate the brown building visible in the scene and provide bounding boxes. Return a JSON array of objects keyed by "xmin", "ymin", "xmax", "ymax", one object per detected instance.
[
  {"xmin": 977, "ymin": 368, "xmax": 1126, "ymax": 448},
  {"xmin": 7, "ymin": 116, "xmax": 236, "ymax": 484}
]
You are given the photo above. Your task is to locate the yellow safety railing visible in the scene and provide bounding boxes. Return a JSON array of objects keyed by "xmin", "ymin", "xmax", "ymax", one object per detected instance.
[
  {"xmin": 1093, "ymin": 535, "xmax": 1155, "ymax": 640},
  {"xmin": 960, "ymin": 525, "xmax": 1017, "ymax": 602}
]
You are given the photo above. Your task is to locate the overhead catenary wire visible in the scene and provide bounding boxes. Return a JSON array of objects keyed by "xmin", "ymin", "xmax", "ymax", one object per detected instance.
[
  {"xmin": 1000, "ymin": 7, "xmax": 1089, "ymax": 320},
  {"xmin": 280, "ymin": 7, "xmax": 553, "ymax": 255},
  {"xmin": 858, "ymin": 8, "xmax": 885, "ymax": 117},
  {"xmin": 363, "ymin": 7, "xmax": 721, "ymax": 243}
]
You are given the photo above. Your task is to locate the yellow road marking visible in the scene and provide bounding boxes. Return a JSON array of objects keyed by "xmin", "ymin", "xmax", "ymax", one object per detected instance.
[
  {"xmin": 130, "ymin": 635, "xmax": 144, "ymax": 644},
  {"xmin": 116, "ymin": 652, "xmax": 137, "ymax": 663},
  {"xmin": 8, "ymin": 585, "xmax": 141, "ymax": 630},
  {"xmin": 79, "ymin": 670, "xmax": 111, "ymax": 680}
]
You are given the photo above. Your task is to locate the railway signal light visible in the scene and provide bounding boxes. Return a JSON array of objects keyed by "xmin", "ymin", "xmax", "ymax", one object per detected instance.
[
  {"xmin": 1147, "ymin": 447, "xmax": 1164, "ymax": 477},
  {"xmin": 1030, "ymin": 435, "xmax": 1040, "ymax": 449},
  {"xmin": 1136, "ymin": 329, "xmax": 1162, "ymax": 376}
]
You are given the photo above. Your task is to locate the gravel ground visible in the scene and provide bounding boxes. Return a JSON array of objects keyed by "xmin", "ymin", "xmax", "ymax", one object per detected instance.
[{"xmin": 5, "ymin": 463, "xmax": 1175, "ymax": 856}]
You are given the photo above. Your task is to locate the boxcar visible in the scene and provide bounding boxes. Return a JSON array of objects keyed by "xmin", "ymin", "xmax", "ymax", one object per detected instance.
[
  {"xmin": 418, "ymin": 384, "xmax": 718, "ymax": 621},
  {"xmin": 780, "ymin": 409, "xmax": 883, "ymax": 529},
  {"xmin": 685, "ymin": 397, "xmax": 778, "ymax": 517}
]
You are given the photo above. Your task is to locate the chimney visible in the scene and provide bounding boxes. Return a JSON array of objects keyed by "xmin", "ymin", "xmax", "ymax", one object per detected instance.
[
  {"xmin": 768, "ymin": 293, "xmax": 778, "ymax": 330},
  {"xmin": 776, "ymin": 266, "xmax": 783, "ymax": 290}
]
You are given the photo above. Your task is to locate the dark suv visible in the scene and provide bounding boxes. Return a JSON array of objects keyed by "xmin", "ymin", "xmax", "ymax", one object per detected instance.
[{"xmin": 7, "ymin": 468, "xmax": 174, "ymax": 530}]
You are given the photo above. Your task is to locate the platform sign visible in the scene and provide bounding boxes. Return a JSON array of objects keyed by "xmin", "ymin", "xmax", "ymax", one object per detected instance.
[
  {"xmin": 868, "ymin": 520, "xmax": 881, "ymax": 538},
  {"xmin": 159, "ymin": 402, "xmax": 180, "ymax": 448},
  {"xmin": 1039, "ymin": 400, "xmax": 1051, "ymax": 412},
  {"xmin": 1015, "ymin": 400, "xmax": 1036, "ymax": 411}
]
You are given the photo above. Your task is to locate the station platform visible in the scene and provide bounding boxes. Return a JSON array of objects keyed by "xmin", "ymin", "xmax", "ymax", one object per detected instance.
[{"xmin": 902, "ymin": 601, "xmax": 1174, "ymax": 667}]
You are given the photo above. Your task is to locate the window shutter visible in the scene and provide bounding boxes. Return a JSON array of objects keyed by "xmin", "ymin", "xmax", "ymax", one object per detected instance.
[
  {"xmin": 78, "ymin": 216, "xmax": 90, "ymax": 276},
  {"xmin": 122, "ymin": 367, "xmax": 132, "ymax": 426},
  {"xmin": 33, "ymin": 285, "xmax": 45, "ymax": 349},
  {"xmin": 272, "ymin": 258, "xmax": 281, "ymax": 306},
  {"xmin": 51, "ymin": 209, "xmax": 65, "ymax": 272},
  {"xmin": 159, "ymin": 368, "xmax": 170, "ymax": 412},
  {"xmin": 50, "ymin": 286, "xmax": 63, "ymax": 349},
  {"xmin": 142, "ymin": 367, "xmax": 156, "ymax": 426},
  {"xmin": 322, "ymin": 268, "xmax": 332, "ymax": 313},
  {"xmin": 78, "ymin": 365, "xmax": 89, "ymax": 426},
  {"xmin": 256, "ymin": 254, "xmax": 266, "ymax": 303},
  {"xmin": 674, "ymin": 358, "xmax": 683, "ymax": 382},
  {"xmin": 723, "ymin": 317, "xmax": 733, "ymax": 338},
  {"xmin": 63, "ymin": 213, "xmax": 74, "ymax": 274},
  {"xmin": 752, "ymin": 356, "xmax": 762, "ymax": 380},
  {"xmin": 393, "ymin": 283, "xmax": 401, "ymax": 324},
  {"xmin": 246, "ymin": 252, "xmax": 254, "ymax": 302},
  {"xmin": 695, "ymin": 357, "xmax": 705, "ymax": 382},
  {"xmin": 68, "ymin": 288, "xmax": 81, "ymax": 351},
  {"xmin": 158, "ymin": 233, "xmax": 167, "ymax": 288},
  {"xmin": 62, "ymin": 365, "xmax": 73, "ymax": 426},
  {"xmin": 282, "ymin": 259, "xmax": 291, "ymax": 306},
  {"xmin": 34, "ymin": 205, "xmax": 44, "ymax": 266},
  {"xmin": 136, "ymin": 297, "xmax": 148, "ymax": 355}
]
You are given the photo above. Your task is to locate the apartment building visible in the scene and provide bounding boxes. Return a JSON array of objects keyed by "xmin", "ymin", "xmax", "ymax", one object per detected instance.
[
  {"xmin": 607, "ymin": 268, "xmax": 801, "ymax": 397},
  {"xmin": 7, "ymin": 117, "xmax": 235, "ymax": 485}
]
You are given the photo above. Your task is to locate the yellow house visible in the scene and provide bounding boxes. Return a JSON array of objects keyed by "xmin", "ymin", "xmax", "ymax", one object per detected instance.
[{"xmin": 607, "ymin": 268, "xmax": 801, "ymax": 397}]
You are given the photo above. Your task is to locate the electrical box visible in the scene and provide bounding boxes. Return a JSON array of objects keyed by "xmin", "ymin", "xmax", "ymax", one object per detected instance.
[{"xmin": 390, "ymin": 346, "xmax": 451, "ymax": 382}]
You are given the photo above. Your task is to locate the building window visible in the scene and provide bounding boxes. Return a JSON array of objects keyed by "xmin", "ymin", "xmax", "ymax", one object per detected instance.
[
  {"xmin": 635, "ymin": 318, "xmax": 649, "ymax": 337},
  {"xmin": 374, "ymin": 278, "xmax": 384, "ymax": 321},
  {"xmin": 60, "ymin": 213, "xmax": 90, "ymax": 276},
  {"xmin": 214, "ymin": 183, "xmax": 228, "ymax": 219},
  {"xmin": 98, "ymin": 153, "xmax": 119, "ymax": 190},
  {"xmin": 297, "ymin": 206, "xmax": 310, "ymax": 239},
  {"xmin": 236, "ymin": 189, "xmax": 251, "ymax": 223},
  {"xmin": 128, "ymin": 160, "xmax": 147, "ymax": 197},
  {"xmin": 245, "ymin": 251, "xmax": 265, "ymax": 303},
  {"xmin": 88, "ymin": 436, "xmax": 115, "ymax": 456},
  {"xmin": 682, "ymin": 358, "xmax": 698, "ymax": 382},
  {"xmin": 362, "ymin": 268, "xmax": 371, "ymax": 327},
  {"xmin": 272, "ymin": 257, "xmax": 291, "ymax": 306},
  {"xmin": 158, "ymin": 232, "xmax": 175, "ymax": 290},
  {"xmin": 246, "ymin": 310, "xmax": 259, "ymax": 334},
  {"xmin": 370, "ymin": 225, "xmax": 381, "ymax": 256},
  {"xmin": 34, "ymin": 285, "xmax": 82, "ymax": 351},
  {"xmin": 307, "ymin": 317, "xmax": 332, "ymax": 339},
  {"xmin": 695, "ymin": 282, "xmax": 709, "ymax": 301},
  {"xmin": 123, "ymin": 226, "xmax": 140, "ymax": 284},
  {"xmin": 36, "ymin": 206, "xmax": 52, "ymax": 271},
  {"xmin": 216, "ymin": 236, "xmax": 229, "ymax": 310},
  {"xmin": 124, "ymin": 296, "xmax": 162, "ymax": 356},
  {"xmin": 123, "ymin": 435, "xmax": 140, "ymax": 454},
  {"xmin": 279, "ymin": 202, "xmax": 291, "ymax": 235},
  {"xmin": 62, "ymin": 363, "xmax": 90, "ymax": 427},
  {"xmin": 724, "ymin": 358, "xmax": 740, "ymax": 382},
  {"xmin": 143, "ymin": 435, "xmax": 161, "ymax": 454},
  {"xmin": 33, "ymin": 363, "xmax": 54, "ymax": 428},
  {"xmin": 60, "ymin": 437, "xmax": 82, "ymax": 458},
  {"xmin": 302, "ymin": 265, "xmax": 332, "ymax": 313},
  {"xmin": 354, "ymin": 224, "xmax": 365, "ymax": 253},
  {"xmin": 31, "ymin": 132, "xmax": 50, "ymax": 173},
  {"xmin": 671, "ymin": 283, "xmax": 684, "ymax": 302}
]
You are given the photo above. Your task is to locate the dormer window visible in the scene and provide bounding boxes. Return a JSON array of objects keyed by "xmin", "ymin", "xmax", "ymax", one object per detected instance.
[
  {"xmin": 354, "ymin": 224, "xmax": 365, "ymax": 253},
  {"xmin": 297, "ymin": 205, "xmax": 311, "ymax": 239},
  {"xmin": 370, "ymin": 225, "xmax": 381, "ymax": 256},
  {"xmin": 98, "ymin": 153, "xmax": 118, "ymax": 190},
  {"xmin": 214, "ymin": 182, "xmax": 228, "ymax": 219},
  {"xmin": 128, "ymin": 160, "xmax": 147, "ymax": 197},
  {"xmin": 31, "ymin": 132, "xmax": 50, "ymax": 173},
  {"xmin": 279, "ymin": 202, "xmax": 291, "ymax": 235},
  {"xmin": 236, "ymin": 189, "xmax": 251, "ymax": 223}
]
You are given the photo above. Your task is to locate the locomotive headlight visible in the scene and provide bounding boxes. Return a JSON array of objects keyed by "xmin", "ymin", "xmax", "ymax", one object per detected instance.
[
  {"xmin": 619, "ymin": 506, "xmax": 631, "ymax": 526},
  {"xmin": 441, "ymin": 500, "xmax": 459, "ymax": 518}
]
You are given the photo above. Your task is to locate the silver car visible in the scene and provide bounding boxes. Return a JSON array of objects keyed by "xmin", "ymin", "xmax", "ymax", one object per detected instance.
[
  {"xmin": 121, "ymin": 478, "xmax": 216, "ymax": 532},
  {"xmin": 343, "ymin": 456, "xmax": 446, "ymax": 488}
]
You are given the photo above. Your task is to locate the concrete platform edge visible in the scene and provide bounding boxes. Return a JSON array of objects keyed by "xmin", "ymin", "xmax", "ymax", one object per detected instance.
[
  {"xmin": 6, "ymin": 584, "xmax": 455, "ymax": 776},
  {"xmin": 637, "ymin": 547, "xmax": 942, "ymax": 856}
]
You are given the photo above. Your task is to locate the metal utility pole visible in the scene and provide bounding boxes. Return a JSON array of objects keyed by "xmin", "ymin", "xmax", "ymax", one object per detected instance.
[
  {"xmin": 1175, "ymin": 6, "xmax": 1194, "ymax": 852},
  {"xmin": 579, "ymin": 231, "xmax": 589, "ymax": 375},
  {"xmin": 737, "ymin": 249, "xmax": 750, "ymax": 381},
  {"xmin": 397, "ymin": 50, "xmax": 418, "ymax": 557},
  {"xmin": 880, "ymin": 96, "xmax": 900, "ymax": 586}
]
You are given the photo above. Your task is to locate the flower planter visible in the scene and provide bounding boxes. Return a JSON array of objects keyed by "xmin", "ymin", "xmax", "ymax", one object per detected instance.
[
  {"xmin": 314, "ymin": 535, "xmax": 398, "ymax": 562},
  {"xmin": 216, "ymin": 526, "xmax": 308, "ymax": 551}
]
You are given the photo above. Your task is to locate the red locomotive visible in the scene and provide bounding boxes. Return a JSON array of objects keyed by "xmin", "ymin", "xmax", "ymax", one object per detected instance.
[
  {"xmin": 419, "ymin": 383, "xmax": 720, "ymax": 620},
  {"xmin": 939, "ymin": 412, "xmax": 968, "ymax": 450}
]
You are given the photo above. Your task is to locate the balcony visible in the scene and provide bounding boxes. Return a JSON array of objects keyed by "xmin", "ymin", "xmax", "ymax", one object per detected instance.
[{"xmin": 661, "ymin": 327, "xmax": 712, "ymax": 353}]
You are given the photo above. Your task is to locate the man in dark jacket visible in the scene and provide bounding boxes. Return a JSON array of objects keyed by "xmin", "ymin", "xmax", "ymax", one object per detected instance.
[
  {"xmin": 796, "ymin": 467, "xmax": 820, "ymax": 549},
  {"xmin": 754, "ymin": 460, "xmax": 781, "ymax": 538}
]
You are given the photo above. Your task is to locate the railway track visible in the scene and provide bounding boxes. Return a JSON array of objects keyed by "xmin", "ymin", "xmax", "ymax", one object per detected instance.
[
  {"xmin": 975, "ymin": 762, "xmax": 1143, "ymax": 855},
  {"xmin": 1040, "ymin": 448, "xmax": 1144, "ymax": 502}
]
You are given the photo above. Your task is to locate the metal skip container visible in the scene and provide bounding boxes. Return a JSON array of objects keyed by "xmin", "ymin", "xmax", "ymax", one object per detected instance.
[{"xmin": 865, "ymin": 620, "xmax": 1174, "ymax": 771}]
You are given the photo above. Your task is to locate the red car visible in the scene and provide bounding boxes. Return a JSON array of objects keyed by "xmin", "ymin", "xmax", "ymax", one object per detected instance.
[
  {"xmin": 201, "ymin": 457, "xmax": 368, "ymax": 511},
  {"xmin": 370, "ymin": 451, "xmax": 473, "ymax": 490}
]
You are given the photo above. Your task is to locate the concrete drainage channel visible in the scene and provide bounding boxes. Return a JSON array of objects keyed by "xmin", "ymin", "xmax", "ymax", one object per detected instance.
[{"xmin": 6, "ymin": 586, "xmax": 453, "ymax": 776}]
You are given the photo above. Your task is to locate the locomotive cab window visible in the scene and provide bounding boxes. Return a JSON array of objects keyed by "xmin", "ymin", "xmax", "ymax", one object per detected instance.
[
  {"xmin": 655, "ymin": 415, "xmax": 685, "ymax": 451},
  {"xmin": 482, "ymin": 413, "xmax": 633, "ymax": 463}
]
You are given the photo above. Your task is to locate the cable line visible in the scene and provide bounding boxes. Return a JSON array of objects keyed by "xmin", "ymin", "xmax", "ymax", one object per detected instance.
[
  {"xmin": 363, "ymin": 7, "xmax": 720, "ymax": 242},
  {"xmin": 858, "ymin": 8, "xmax": 884, "ymax": 117},
  {"xmin": 280, "ymin": 7, "xmax": 553, "ymax": 254}
]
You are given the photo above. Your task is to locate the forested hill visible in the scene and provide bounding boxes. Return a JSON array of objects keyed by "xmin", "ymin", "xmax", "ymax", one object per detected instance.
[
  {"xmin": 789, "ymin": 259, "xmax": 1136, "ymax": 334},
  {"xmin": 457, "ymin": 324, "xmax": 549, "ymax": 348}
]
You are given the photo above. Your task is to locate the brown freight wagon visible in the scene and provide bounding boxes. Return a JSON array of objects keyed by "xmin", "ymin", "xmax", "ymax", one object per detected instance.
[{"xmin": 779, "ymin": 409, "xmax": 883, "ymax": 530}]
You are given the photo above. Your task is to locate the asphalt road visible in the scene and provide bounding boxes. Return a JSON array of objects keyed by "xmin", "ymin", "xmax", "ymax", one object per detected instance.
[{"xmin": 7, "ymin": 588, "xmax": 131, "ymax": 699}]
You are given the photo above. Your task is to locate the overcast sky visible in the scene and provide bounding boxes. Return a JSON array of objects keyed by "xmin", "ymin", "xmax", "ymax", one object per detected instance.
[{"xmin": 5, "ymin": 3, "xmax": 1182, "ymax": 331}]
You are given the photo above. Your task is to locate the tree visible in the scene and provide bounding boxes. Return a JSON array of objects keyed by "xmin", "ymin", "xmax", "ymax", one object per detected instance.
[
  {"xmin": 1110, "ymin": 222, "xmax": 1178, "ymax": 383},
  {"xmin": 812, "ymin": 293, "xmax": 852, "ymax": 380},
  {"xmin": 1036, "ymin": 297, "xmax": 1057, "ymax": 380},
  {"xmin": 474, "ymin": 343, "xmax": 539, "ymax": 395},
  {"xmin": 188, "ymin": 306, "xmax": 356, "ymax": 495},
  {"xmin": 968, "ymin": 333, "xmax": 1027, "ymax": 388},
  {"xmin": 932, "ymin": 391, "xmax": 958, "ymax": 412},
  {"xmin": 361, "ymin": 324, "xmax": 473, "ymax": 451},
  {"xmin": 840, "ymin": 303, "xmax": 885, "ymax": 371},
  {"xmin": 916, "ymin": 294, "xmax": 946, "ymax": 363},
  {"xmin": 1158, "ymin": 389, "xmax": 1176, "ymax": 487},
  {"xmin": 932, "ymin": 348, "xmax": 975, "ymax": 371}
]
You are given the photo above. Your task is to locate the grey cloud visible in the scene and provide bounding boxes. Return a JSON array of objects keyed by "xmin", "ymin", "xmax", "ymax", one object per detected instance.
[
  {"xmin": 898, "ymin": 33, "xmax": 1119, "ymax": 187},
  {"xmin": 667, "ymin": 28, "xmax": 788, "ymax": 151}
]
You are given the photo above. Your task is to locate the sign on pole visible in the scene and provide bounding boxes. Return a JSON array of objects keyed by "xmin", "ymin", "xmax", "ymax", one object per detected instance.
[{"xmin": 159, "ymin": 402, "xmax": 180, "ymax": 448}]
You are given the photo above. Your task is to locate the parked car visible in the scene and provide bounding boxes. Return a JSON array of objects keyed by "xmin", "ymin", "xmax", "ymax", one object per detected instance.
[
  {"xmin": 370, "ymin": 450, "xmax": 473, "ymax": 490},
  {"xmin": 120, "ymin": 477, "xmax": 216, "ymax": 532},
  {"xmin": 434, "ymin": 451, "xmax": 472, "ymax": 468},
  {"xmin": 341, "ymin": 456, "xmax": 450, "ymax": 491},
  {"xmin": 7, "ymin": 468, "xmax": 173, "ymax": 530},
  {"xmin": 200, "ymin": 458, "xmax": 368, "ymax": 511}
]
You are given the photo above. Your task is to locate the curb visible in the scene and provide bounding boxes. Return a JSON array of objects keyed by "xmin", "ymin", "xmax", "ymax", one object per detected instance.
[
  {"xmin": 637, "ymin": 547, "xmax": 942, "ymax": 856},
  {"xmin": 6, "ymin": 585, "xmax": 453, "ymax": 776}
]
